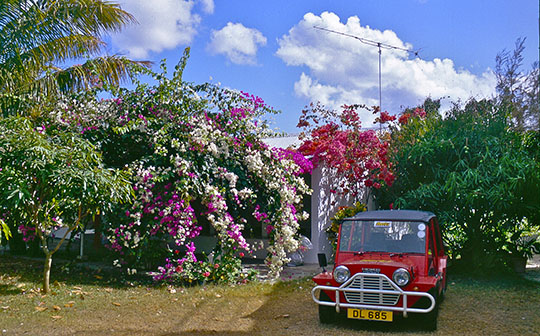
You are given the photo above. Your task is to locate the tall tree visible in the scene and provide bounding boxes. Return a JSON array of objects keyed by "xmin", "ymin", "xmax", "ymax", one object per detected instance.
[
  {"xmin": 0, "ymin": 117, "xmax": 132, "ymax": 293},
  {"xmin": 495, "ymin": 38, "xmax": 540, "ymax": 130},
  {"xmin": 375, "ymin": 99, "xmax": 540, "ymax": 272},
  {"xmin": 0, "ymin": 0, "xmax": 149, "ymax": 114}
]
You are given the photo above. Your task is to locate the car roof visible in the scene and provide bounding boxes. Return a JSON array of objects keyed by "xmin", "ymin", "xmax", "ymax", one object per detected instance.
[{"xmin": 346, "ymin": 210, "xmax": 436, "ymax": 222}]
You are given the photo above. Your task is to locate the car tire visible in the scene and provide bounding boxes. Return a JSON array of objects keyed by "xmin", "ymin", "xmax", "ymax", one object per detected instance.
[
  {"xmin": 423, "ymin": 298, "xmax": 439, "ymax": 331},
  {"xmin": 412, "ymin": 290, "xmax": 439, "ymax": 331},
  {"xmin": 318, "ymin": 291, "xmax": 337, "ymax": 324}
]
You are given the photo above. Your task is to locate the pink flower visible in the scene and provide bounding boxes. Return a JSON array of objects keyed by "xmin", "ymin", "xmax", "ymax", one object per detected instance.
[
  {"xmin": 414, "ymin": 107, "xmax": 426, "ymax": 118},
  {"xmin": 379, "ymin": 111, "xmax": 396, "ymax": 123},
  {"xmin": 399, "ymin": 113, "xmax": 412, "ymax": 125}
]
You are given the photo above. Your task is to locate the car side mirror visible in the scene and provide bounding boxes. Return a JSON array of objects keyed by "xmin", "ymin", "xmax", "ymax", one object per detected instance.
[{"xmin": 318, "ymin": 253, "xmax": 328, "ymax": 272}]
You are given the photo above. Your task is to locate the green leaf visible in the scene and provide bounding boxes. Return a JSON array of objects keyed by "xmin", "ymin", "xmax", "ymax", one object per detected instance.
[{"xmin": 0, "ymin": 219, "xmax": 11, "ymax": 240}]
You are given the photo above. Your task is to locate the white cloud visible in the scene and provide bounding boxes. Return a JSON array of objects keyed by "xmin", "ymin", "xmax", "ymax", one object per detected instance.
[
  {"xmin": 276, "ymin": 12, "xmax": 497, "ymax": 123},
  {"xmin": 111, "ymin": 0, "xmax": 212, "ymax": 59},
  {"xmin": 207, "ymin": 22, "xmax": 267, "ymax": 65},
  {"xmin": 200, "ymin": 0, "xmax": 214, "ymax": 14}
]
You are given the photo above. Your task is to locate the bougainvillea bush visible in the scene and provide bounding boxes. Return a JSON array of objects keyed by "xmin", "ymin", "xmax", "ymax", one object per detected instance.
[
  {"xmin": 296, "ymin": 103, "xmax": 428, "ymax": 251},
  {"xmin": 297, "ymin": 102, "xmax": 395, "ymax": 200},
  {"xmin": 41, "ymin": 49, "xmax": 311, "ymax": 282}
]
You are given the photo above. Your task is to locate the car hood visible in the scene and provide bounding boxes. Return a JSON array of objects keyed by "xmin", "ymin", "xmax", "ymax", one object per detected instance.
[{"xmin": 337, "ymin": 253, "xmax": 424, "ymax": 276}]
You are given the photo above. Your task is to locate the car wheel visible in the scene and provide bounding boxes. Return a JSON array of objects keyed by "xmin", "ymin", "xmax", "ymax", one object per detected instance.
[
  {"xmin": 318, "ymin": 291, "xmax": 337, "ymax": 324},
  {"xmin": 412, "ymin": 290, "xmax": 439, "ymax": 331},
  {"xmin": 423, "ymin": 298, "xmax": 439, "ymax": 331}
]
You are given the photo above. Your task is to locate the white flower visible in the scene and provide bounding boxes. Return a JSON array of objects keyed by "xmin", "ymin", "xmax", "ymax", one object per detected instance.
[
  {"xmin": 208, "ymin": 143, "xmax": 219, "ymax": 156},
  {"xmin": 238, "ymin": 188, "xmax": 254, "ymax": 200},
  {"xmin": 224, "ymin": 172, "xmax": 238, "ymax": 187}
]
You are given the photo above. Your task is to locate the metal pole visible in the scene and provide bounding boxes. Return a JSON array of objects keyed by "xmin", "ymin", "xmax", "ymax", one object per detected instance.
[
  {"xmin": 378, "ymin": 43, "xmax": 382, "ymax": 130},
  {"xmin": 378, "ymin": 43, "xmax": 382, "ymax": 113}
]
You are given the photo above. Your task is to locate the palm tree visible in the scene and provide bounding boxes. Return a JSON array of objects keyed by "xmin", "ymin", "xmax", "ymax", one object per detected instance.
[{"xmin": 0, "ymin": 0, "xmax": 150, "ymax": 112}]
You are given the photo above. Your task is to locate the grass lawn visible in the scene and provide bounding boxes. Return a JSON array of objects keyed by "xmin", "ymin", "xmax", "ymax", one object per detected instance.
[{"xmin": 1, "ymin": 256, "xmax": 540, "ymax": 335}]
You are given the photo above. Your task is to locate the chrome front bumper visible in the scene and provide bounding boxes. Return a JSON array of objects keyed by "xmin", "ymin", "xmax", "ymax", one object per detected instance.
[{"xmin": 312, "ymin": 273, "xmax": 436, "ymax": 318}]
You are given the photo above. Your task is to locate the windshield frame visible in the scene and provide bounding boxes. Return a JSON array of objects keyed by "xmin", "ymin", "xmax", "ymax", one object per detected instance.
[{"xmin": 337, "ymin": 219, "xmax": 429, "ymax": 254}]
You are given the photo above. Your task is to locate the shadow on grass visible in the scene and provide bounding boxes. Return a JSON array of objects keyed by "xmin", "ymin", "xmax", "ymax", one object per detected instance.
[
  {"xmin": 447, "ymin": 268, "xmax": 540, "ymax": 290},
  {"xmin": 0, "ymin": 254, "xmax": 156, "ymax": 291},
  {"xmin": 156, "ymin": 279, "xmax": 442, "ymax": 336},
  {"xmin": 0, "ymin": 284, "xmax": 22, "ymax": 295},
  {"xmin": 156, "ymin": 268, "xmax": 540, "ymax": 336}
]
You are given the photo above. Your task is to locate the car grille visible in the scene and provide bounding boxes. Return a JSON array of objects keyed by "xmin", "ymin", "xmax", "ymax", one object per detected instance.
[{"xmin": 343, "ymin": 274, "xmax": 400, "ymax": 306}]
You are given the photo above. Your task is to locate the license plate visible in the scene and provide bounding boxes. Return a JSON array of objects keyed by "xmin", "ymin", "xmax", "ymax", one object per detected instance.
[{"xmin": 347, "ymin": 308, "xmax": 393, "ymax": 322}]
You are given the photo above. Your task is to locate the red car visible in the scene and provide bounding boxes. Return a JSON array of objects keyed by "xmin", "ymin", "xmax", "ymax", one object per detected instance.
[{"xmin": 312, "ymin": 210, "xmax": 447, "ymax": 330}]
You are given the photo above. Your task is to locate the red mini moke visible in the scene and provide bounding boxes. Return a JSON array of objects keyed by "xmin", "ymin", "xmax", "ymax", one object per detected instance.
[{"xmin": 312, "ymin": 210, "xmax": 447, "ymax": 330}]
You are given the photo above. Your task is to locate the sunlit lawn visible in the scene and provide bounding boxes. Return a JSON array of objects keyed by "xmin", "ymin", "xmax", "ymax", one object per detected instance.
[{"xmin": 1, "ymin": 256, "xmax": 540, "ymax": 335}]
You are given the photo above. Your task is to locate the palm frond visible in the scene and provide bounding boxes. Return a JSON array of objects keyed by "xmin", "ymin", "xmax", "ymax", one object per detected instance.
[
  {"xmin": 35, "ymin": 56, "xmax": 151, "ymax": 95},
  {"xmin": 0, "ymin": 35, "xmax": 105, "ymax": 93},
  {"xmin": 0, "ymin": 0, "xmax": 137, "ymax": 93}
]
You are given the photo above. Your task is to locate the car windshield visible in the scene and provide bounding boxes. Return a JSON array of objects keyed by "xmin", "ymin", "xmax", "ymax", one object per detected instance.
[{"xmin": 339, "ymin": 220, "xmax": 427, "ymax": 254}]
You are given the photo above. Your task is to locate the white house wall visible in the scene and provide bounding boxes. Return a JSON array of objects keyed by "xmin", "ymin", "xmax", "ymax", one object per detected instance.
[{"xmin": 304, "ymin": 164, "xmax": 372, "ymax": 264}]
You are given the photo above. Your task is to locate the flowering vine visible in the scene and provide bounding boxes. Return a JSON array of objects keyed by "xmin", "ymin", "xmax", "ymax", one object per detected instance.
[
  {"xmin": 42, "ymin": 49, "xmax": 311, "ymax": 282},
  {"xmin": 297, "ymin": 103, "xmax": 395, "ymax": 199}
]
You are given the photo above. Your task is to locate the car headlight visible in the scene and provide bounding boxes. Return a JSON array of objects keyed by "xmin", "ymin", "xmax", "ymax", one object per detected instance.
[
  {"xmin": 392, "ymin": 268, "xmax": 411, "ymax": 287},
  {"xmin": 333, "ymin": 265, "xmax": 351, "ymax": 283}
]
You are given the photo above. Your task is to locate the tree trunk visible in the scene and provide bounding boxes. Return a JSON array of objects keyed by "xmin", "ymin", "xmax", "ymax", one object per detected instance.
[
  {"xmin": 461, "ymin": 221, "xmax": 483, "ymax": 270},
  {"xmin": 92, "ymin": 215, "xmax": 103, "ymax": 252},
  {"xmin": 39, "ymin": 232, "xmax": 53, "ymax": 294},
  {"xmin": 43, "ymin": 252, "xmax": 52, "ymax": 294}
]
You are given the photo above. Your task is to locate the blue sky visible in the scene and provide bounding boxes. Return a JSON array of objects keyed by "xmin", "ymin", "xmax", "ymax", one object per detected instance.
[{"xmin": 106, "ymin": 0, "xmax": 539, "ymax": 133}]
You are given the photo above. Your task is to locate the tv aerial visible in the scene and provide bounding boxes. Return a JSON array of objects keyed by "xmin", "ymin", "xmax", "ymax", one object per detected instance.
[{"xmin": 313, "ymin": 26, "xmax": 421, "ymax": 114}]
